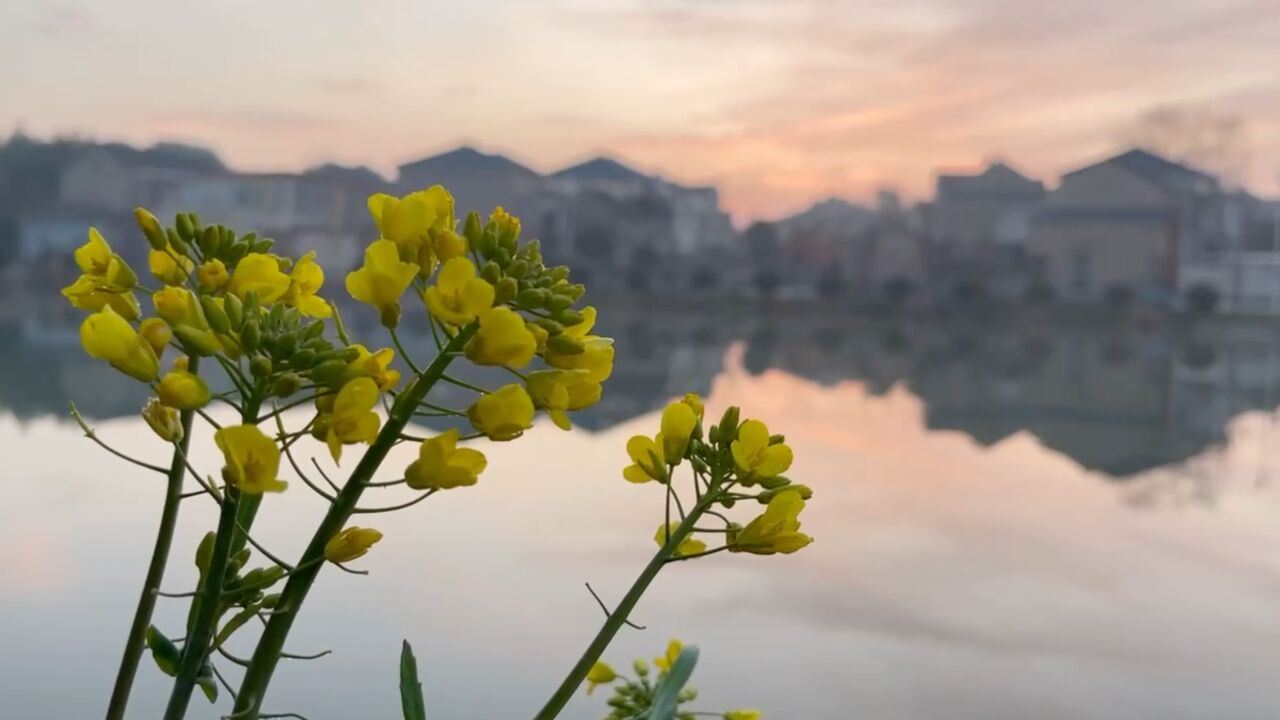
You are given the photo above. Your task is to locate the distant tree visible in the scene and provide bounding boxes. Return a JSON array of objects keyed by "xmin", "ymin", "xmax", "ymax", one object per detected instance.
[
  {"xmin": 882, "ymin": 276, "xmax": 914, "ymax": 307},
  {"xmin": 816, "ymin": 262, "xmax": 845, "ymax": 299},
  {"xmin": 743, "ymin": 221, "xmax": 781, "ymax": 261},
  {"xmin": 1185, "ymin": 283, "xmax": 1220, "ymax": 314},
  {"xmin": 1103, "ymin": 283, "xmax": 1134, "ymax": 312},
  {"xmin": 1123, "ymin": 104, "xmax": 1248, "ymax": 185}
]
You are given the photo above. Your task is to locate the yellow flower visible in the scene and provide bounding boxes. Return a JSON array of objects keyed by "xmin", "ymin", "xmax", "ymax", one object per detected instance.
[
  {"xmin": 342, "ymin": 344, "xmax": 401, "ymax": 391},
  {"xmin": 725, "ymin": 711, "xmax": 763, "ymax": 720},
  {"xmin": 654, "ymin": 522, "xmax": 707, "ymax": 557},
  {"xmin": 660, "ymin": 401, "xmax": 697, "ymax": 463},
  {"xmin": 654, "ymin": 639, "xmax": 682, "ymax": 672},
  {"xmin": 139, "ymin": 317, "xmax": 172, "ymax": 357},
  {"xmin": 156, "ymin": 370, "xmax": 211, "ymax": 410},
  {"xmin": 682, "ymin": 392, "xmax": 704, "ymax": 419},
  {"xmin": 730, "ymin": 420, "xmax": 793, "ymax": 481},
  {"xmin": 623, "ymin": 434, "xmax": 666, "ymax": 484},
  {"xmin": 80, "ymin": 306, "xmax": 159, "ymax": 382},
  {"xmin": 467, "ymin": 384, "xmax": 534, "ymax": 441},
  {"xmin": 214, "ymin": 424, "xmax": 287, "ymax": 494},
  {"xmin": 345, "ymin": 239, "xmax": 419, "ymax": 328},
  {"xmin": 283, "ymin": 251, "xmax": 332, "ymax": 318},
  {"xmin": 152, "ymin": 286, "xmax": 207, "ymax": 329},
  {"xmin": 561, "ymin": 306, "xmax": 596, "ymax": 338},
  {"xmin": 464, "ymin": 307, "xmax": 537, "ymax": 368},
  {"xmin": 368, "ymin": 186, "xmax": 454, "ymax": 275},
  {"xmin": 585, "ymin": 661, "xmax": 616, "ymax": 695},
  {"xmin": 227, "ymin": 253, "xmax": 290, "ymax": 304},
  {"xmin": 142, "ymin": 398, "xmax": 183, "ymax": 442},
  {"xmin": 424, "ymin": 257, "xmax": 494, "ymax": 326},
  {"xmin": 197, "ymin": 259, "xmax": 228, "ymax": 291},
  {"xmin": 729, "ymin": 489, "xmax": 813, "ymax": 555},
  {"xmin": 544, "ymin": 335, "xmax": 614, "ymax": 382},
  {"xmin": 324, "ymin": 526, "xmax": 383, "ymax": 564},
  {"xmin": 326, "ymin": 377, "xmax": 382, "ymax": 463},
  {"xmin": 434, "ymin": 229, "xmax": 467, "ymax": 261},
  {"xmin": 525, "ymin": 369, "xmax": 601, "ymax": 430},
  {"xmin": 489, "ymin": 206, "xmax": 521, "ymax": 242},
  {"xmin": 148, "ymin": 246, "xmax": 194, "ymax": 286},
  {"xmin": 61, "ymin": 228, "xmax": 140, "ymax": 319},
  {"xmin": 404, "ymin": 428, "xmax": 487, "ymax": 490},
  {"xmin": 527, "ymin": 321, "xmax": 549, "ymax": 353}
]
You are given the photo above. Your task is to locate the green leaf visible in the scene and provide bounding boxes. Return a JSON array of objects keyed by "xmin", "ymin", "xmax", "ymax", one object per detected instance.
[
  {"xmin": 144, "ymin": 625, "xmax": 181, "ymax": 677},
  {"xmin": 400, "ymin": 640, "xmax": 427, "ymax": 720},
  {"xmin": 196, "ymin": 660, "xmax": 218, "ymax": 703},
  {"xmin": 648, "ymin": 646, "xmax": 699, "ymax": 720},
  {"xmin": 213, "ymin": 603, "xmax": 261, "ymax": 650}
]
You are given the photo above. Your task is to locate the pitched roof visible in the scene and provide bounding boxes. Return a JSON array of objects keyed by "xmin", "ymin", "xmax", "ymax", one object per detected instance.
[
  {"xmin": 1064, "ymin": 148, "xmax": 1216, "ymax": 191},
  {"xmin": 397, "ymin": 146, "xmax": 540, "ymax": 179},
  {"xmin": 552, "ymin": 156, "xmax": 649, "ymax": 182},
  {"xmin": 937, "ymin": 161, "xmax": 1044, "ymax": 198}
]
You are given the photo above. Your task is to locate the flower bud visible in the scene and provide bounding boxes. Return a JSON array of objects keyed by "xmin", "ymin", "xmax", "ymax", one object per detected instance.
[
  {"xmin": 463, "ymin": 211, "xmax": 483, "ymax": 243},
  {"xmin": 198, "ymin": 225, "xmax": 221, "ymax": 257},
  {"xmin": 173, "ymin": 326, "xmax": 221, "ymax": 357},
  {"xmin": 198, "ymin": 259, "xmax": 229, "ymax": 292},
  {"xmin": 290, "ymin": 348, "xmax": 316, "ymax": 368},
  {"xmin": 157, "ymin": 370, "xmax": 211, "ymax": 410},
  {"xmin": 557, "ymin": 309, "xmax": 585, "ymax": 326},
  {"xmin": 249, "ymin": 355, "xmax": 273, "ymax": 378},
  {"xmin": 506, "ymin": 259, "xmax": 529, "ymax": 278},
  {"xmin": 139, "ymin": 317, "xmax": 172, "ymax": 357},
  {"xmin": 435, "ymin": 229, "xmax": 466, "ymax": 261},
  {"xmin": 565, "ymin": 283, "xmax": 586, "ymax": 301},
  {"xmin": 633, "ymin": 659, "xmax": 649, "ymax": 677},
  {"xmin": 273, "ymin": 373, "xmax": 303, "ymax": 398},
  {"xmin": 222, "ymin": 291, "xmax": 243, "ymax": 328},
  {"xmin": 758, "ymin": 474, "xmax": 791, "ymax": 490},
  {"xmin": 174, "ymin": 213, "xmax": 195, "ymax": 241},
  {"xmin": 480, "ymin": 261, "xmax": 502, "ymax": 285},
  {"xmin": 717, "ymin": 407, "xmax": 740, "ymax": 441},
  {"xmin": 516, "ymin": 288, "xmax": 549, "ymax": 308},
  {"xmin": 548, "ymin": 266, "xmax": 570, "ymax": 283},
  {"xmin": 495, "ymin": 276, "xmax": 519, "ymax": 304},
  {"xmin": 324, "ymin": 526, "xmax": 383, "ymax": 563},
  {"xmin": 142, "ymin": 398, "xmax": 183, "ymax": 442},
  {"xmin": 533, "ymin": 317, "xmax": 564, "ymax": 335},
  {"xmin": 311, "ymin": 358, "xmax": 346, "ymax": 385},
  {"xmin": 769, "ymin": 433, "xmax": 786, "ymax": 445},
  {"xmin": 250, "ymin": 237, "xmax": 274, "ymax": 254},
  {"xmin": 547, "ymin": 334, "xmax": 584, "ymax": 356},
  {"xmin": 546, "ymin": 294, "xmax": 572, "ymax": 313},
  {"xmin": 240, "ymin": 319, "xmax": 260, "ymax": 353},
  {"xmin": 134, "ymin": 208, "xmax": 168, "ymax": 251},
  {"xmin": 200, "ymin": 296, "xmax": 231, "ymax": 334}
]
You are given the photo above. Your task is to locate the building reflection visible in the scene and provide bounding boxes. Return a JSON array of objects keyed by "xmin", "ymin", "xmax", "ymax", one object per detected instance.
[{"xmin": 8, "ymin": 302, "xmax": 1280, "ymax": 481}]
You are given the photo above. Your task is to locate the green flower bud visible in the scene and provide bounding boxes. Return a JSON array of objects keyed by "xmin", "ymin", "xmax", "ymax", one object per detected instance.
[
  {"xmin": 273, "ymin": 373, "xmax": 303, "ymax": 397},
  {"xmin": 301, "ymin": 320, "xmax": 325, "ymax": 341},
  {"xmin": 175, "ymin": 213, "xmax": 195, "ymax": 241},
  {"xmin": 769, "ymin": 434, "xmax": 786, "ymax": 445},
  {"xmin": 557, "ymin": 309, "xmax": 585, "ymax": 326},
  {"xmin": 224, "ymin": 240, "xmax": 249, "ymax": 267},
  {"xmin": 565, "ymin": 283, "xmax": 586, "ymax": 301},
  {"xmin": 241, "ymin": 291, "xmax": 260, "ymax": 321},
  {"xmin": 533, "ymin": 317, "xmax": 564, "ymax": 335},
  {"xmin": 516, "ymin": 288, "xmax": 549, "ymax": 308},
  {"xmin": 548, "ymin": 266, "xmax": 570, "ymax": 283},
  {"xmin": 224, "ymin": 293, "xmax": 244, "ymax": 329},
  {"xmin": 276, "ymin": 332, "xmax": 297, "ymax": 358},
  {"xmin": 311, "ymin": 358, "xmax": 346, "ymax": 385},
  {"xmin": 546, "ymin": 294, "xmax": 572, "ymax": 313},
  {"xmin": 289, "ymin": 348, "xmax": 316, "ymax": 368},
  {"xmin": 493, "ymin": 247, "xmax": 512, "ymax": 268},
  {"xmin": 200, "ymin": 296, "xmax": 231, "ymax": 334},
  {"xmin": 633, "ymin": 659, "xmax": 649, "ymax": 676},
  {"xmin": 249, "ymin": 355, "xmax": 273, "ymax": 378},
  {"xmin": 198, "ymin": 225, "xmax": 221, "ymax": 257},
  {"xmin": 547, "ymin": 334, "xmax": 585, "ymax": 355},
  {"xmin": 173, "ymin": 326, "xmax": 221, "ymax": 357},
  {"xmin": 717, "ymin": 407, "xmax": 740, "ymax": 442},
  {"xmin": 495, "ymin": 277, "xmax": 519, "ymax": 304},
  {"xmin": 250, "ymin": 237, "xmax": 274, "ymax": 254},
  {"xmin": 758, "ymin": 474, "xmax": 791, "ymax": 490},
  {"xmin": 708, "ymin": 424, "xmax": 720, "ymax": 444},
  {"xmin": 239, "ymin": 231, "xmax": 257, "ymax": 247},
  {"xmin": 506, "ymin": 259, "xmax": 529, "ymax": 278},
  {"xmin": 240, "ymin": 319, "xmax": 260, "ymax": 353},
  {"xmin": 463, "ymin": 211, "xmax": 483, "ymax": 244},
  {"xmin": 480, "ymin": 261, "xmax": 502, "ymax": 285},
  {"xmin": 134, "ymin": 208, "xmax": 168, "ymax": 251}
]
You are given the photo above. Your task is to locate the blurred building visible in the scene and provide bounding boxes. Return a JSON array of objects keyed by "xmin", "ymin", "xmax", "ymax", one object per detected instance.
[
  {"xmin": 1028, "ymin": 148, "xmax": 1222, "ymax": 307},
  {"xmin": 58, "ymin": 143, "xmax": 224, "ymax": 213}
]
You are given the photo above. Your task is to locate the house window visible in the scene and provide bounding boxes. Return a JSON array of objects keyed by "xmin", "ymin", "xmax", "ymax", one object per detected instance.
[{"xmin": 1069, "ymin": 248, "xmax": 1091, "ymax": 297}]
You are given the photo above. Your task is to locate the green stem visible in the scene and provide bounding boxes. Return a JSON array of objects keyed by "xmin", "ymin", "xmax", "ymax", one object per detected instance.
[
  {"xmin": 532, "ymin": 495, "xmax": 714, "ymax": 720},
  {"xmin": 162, "ymin": 488, "xmax": 240, "ymax": 719},
  {"xmin": 105, "ymin": 358, "xmax": 202, "ymax": 720},
  {"xmin": 232, "ymin": 325, "xmax": 476, "ymax": 718}
]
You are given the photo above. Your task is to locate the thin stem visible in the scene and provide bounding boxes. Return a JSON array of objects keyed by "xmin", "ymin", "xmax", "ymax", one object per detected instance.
[
  {"xmin": 163, "ymin": 489, "xmax": 241, "ymax": 719},
  {"xmin": 232, "ymin": 325, "xmax": 477, "ymax": 718},
  {"xmin": 389, "ymin": 328, "xmax": 423, "ymax": 375},
  {"xmin": 308, "ymin": 458, "xmax": 340, "ymax": 493},
  {"xmin": 350, "ymin": 489, "xmax": 435, "ymax": 514},
  {"xmin": 69, "ymin": 406, "xmax": 167, "ymax": 474},
  {"xmin": 440, "ymin": 374, "xmax": 489, "ymax": 394},
  {"xmin": 104, "ymin": 355, "xmax": 201, "ymax": 720},
  {"xmin": 532, "ymin": 493, "xmax": 717, "ymax": 720},
  {"xmin": 584, "ymin": 582, "xmax": 645, "ymax": 630}
]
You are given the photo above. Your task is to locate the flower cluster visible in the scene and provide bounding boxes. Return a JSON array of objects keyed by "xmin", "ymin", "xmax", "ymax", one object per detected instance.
[
  {"xmin": 587, "ymin": 639, "xmax": 762, "ymax": 720},
  {"xmin": 623, "ymin": 396, "xmax": 814, "ymax": 558}
]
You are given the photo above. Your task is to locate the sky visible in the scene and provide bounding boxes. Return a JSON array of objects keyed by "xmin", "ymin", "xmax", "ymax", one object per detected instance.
[{"xmin": 3, "ymin": 0, "xmax": 1279, "ymax": 221}]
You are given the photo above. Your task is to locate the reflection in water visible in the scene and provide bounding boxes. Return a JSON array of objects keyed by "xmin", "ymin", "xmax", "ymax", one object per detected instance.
[
  {"xmin": 12, "ymin": 306, "xmax": 1280, "ymax": 481},
  {"xmin": 2, "ymin": 345, "xmax": 1280, "ymax": 719}
]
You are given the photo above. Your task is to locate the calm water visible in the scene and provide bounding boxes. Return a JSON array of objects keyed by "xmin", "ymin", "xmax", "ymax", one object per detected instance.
[{"xmin": 4, "ymin": 310, "xmax": 1280, "ymax": 719}]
